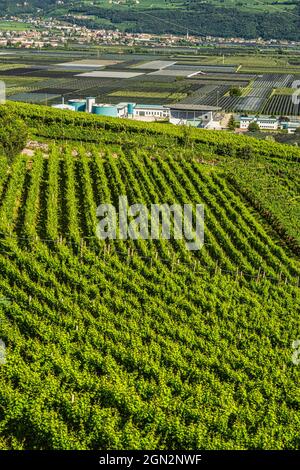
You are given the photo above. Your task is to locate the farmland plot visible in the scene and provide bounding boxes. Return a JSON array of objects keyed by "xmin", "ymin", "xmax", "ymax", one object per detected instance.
[
  {"xmin": 148, "ymin": 69, "xmax": 198, "ymax": 77},
  {"xmin": 8, "ymin": 92, "xmax": 61, "ymax": 103},
  {"xmin": 262, "ymin": 94, "xmax": 300, "ymax": 116},
  {"xmin": 179, "ymin": 85, "xmax": 230, "ymax": 106},
  {"xmin": 192, "ymin": 73, "xmax": 296, "ymax": 113},
  {"xmin": 133, "ymin": 60, "xmax": 176, "ymax": 69},
  {"xmin": 57, "ymin": 59, "xmax": 123, "ymax": 68},
  {"xmin": 76, "ymin": 71, "xmax": 145, "ymax": 79},
  {"xmin": 167, "ymin": 64, "xmax": 238, "ymax": 73}
]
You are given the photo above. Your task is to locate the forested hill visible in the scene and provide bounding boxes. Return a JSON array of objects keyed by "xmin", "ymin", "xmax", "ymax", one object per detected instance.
[{"xmin": 1, "ymin": 0, "xmax": 300, "ymax": 40}]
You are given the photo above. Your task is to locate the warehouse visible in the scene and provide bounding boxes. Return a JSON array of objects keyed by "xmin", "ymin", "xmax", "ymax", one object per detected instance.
[
  {"xmin": 133, "ymin": 104, "xmax": 170, "ymax": 121},
  {"xmin": 239, "ymin": 116, "xmax": 279, "ymax": 130},
  {"xmin": 51, "ymin": 98, "xmax": 222, "ymax": 126},
  {"xmin": 169, "ymin": 104, "xmax": 222, "ymax": 127}
]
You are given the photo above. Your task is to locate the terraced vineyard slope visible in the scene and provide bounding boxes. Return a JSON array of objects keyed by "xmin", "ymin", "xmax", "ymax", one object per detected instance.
[{"xmin": 0, "ymin": 104, "xmax": 299, "ymax": 449}]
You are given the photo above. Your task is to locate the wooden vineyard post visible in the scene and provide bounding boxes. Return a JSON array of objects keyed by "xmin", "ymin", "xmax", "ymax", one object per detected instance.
[
  {"xmin": 171, "ymin": 254, "xmax": 176, "ymax": 272},
  {"xmin": 214, "ymin": 261, "xmax": 219, "ymax": 275},
  {"xmin": 127, "ymin": 247, "xmax": 130, "ymax": 265},
  {"xmin": 256, "ymin": 267, "xmax": 261, "ymax": 283}
]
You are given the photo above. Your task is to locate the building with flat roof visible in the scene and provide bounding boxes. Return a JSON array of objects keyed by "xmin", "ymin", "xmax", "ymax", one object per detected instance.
[
  {"xmin": 280, "ymin": 120, "xmax": 300, "ymax": 133},
  {"xmin": 169, "ymin": 104, "xmax": 222, "ymax": 127},
  {"xmin": 133, "ymin": 104, "xmax": 170, "ymax": 121},
  {"xmin": 51, "ymin": 97, "xmax": 223, "ymax": 127},
  {"xmin": 240, "ymin": 116, "xmax": 278, "ymax": 130}
]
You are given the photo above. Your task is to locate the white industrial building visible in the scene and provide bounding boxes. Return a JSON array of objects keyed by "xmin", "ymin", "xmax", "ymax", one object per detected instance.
[
  {"xmin": 133, "ymin": 104, "xmax": 170, "ymax": 121},
  {"xmin": 279, "ymin": 120, "xmax": 300, "ymax": 133},
  {"xmin": 240, "ymin": 116, "xmax": 279, "ymax": 130},
  {"xmin": 51, "ymin": 97, "xmax": 223, "ymax": 127},
  {"xmin": 169, "ymin": 104, "xmax": 222, "ymax": 128}
]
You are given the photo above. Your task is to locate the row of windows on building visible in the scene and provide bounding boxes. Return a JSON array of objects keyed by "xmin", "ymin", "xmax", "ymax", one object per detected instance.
[{"xmin": 135, "ymin": 110, "xmax": 169, "ymax": 117}]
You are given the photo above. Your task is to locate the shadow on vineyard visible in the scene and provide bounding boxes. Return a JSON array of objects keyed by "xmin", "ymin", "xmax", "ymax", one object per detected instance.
[{"xmin": 0, "ymin": 102, "xmax": 299, "ymax": 450}]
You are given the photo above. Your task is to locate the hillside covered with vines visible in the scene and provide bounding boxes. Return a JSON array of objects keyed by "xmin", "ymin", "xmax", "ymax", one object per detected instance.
[{"xmin": 0, "ymin": 102, "xmax": 299, "ymax": 450}]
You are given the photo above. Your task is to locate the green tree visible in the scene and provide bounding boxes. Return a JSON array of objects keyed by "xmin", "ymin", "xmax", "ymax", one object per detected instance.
[
  {"xmin": 228, "ymin": 115, "xmax": 237, "ymax": 130},
  {"xmin": 229, "ymin": 87, "xmax": 242, "ymax": 97},
  {"xmin": 248, "ymin": 121, "xmax": 260, "ymax": 133},
  {"xmin": 181, "ymin": 124, "xmax": 193, "ymax": 149},
  {"xmin": 238, "ymin": 145, "xmax": 254, "ymax": 159},
  {"xmin": 0, "ymin": 106, "xmax": 28, "ymax": 164}
]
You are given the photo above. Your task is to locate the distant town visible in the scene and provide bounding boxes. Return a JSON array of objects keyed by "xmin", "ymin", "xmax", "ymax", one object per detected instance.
[{"xmin": 1, "ymin": 15, "xmax": 300, "ymax": 49}]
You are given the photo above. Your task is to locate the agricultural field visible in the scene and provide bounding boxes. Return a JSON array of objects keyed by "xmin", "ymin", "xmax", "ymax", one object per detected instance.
[
  {"xmin": 108, "ymin": 90, "xmax": 187, "ymax": 101},
  {"xmin": 181, "ymin": 73, "xmax": 297, "ymax": 113},
  {"xmin": 57, "ymin": 59, "xmax": 122, "ymax": 68},
  {"xmin": 75, "ymin": 71, "xmax": 145, "ymax": 79},
  {"xmin": 0, "ymin": 101, "xmax": 299, "ymax": 450},
  {"xmin": 166, "ymin": 64, "xmax": 238, "ymax": 73},
  {"xmin": 0, "ymin": 49, "xmax": 300, "ymax": 114},
  {"xmin": 262, "ymin": 94, "xmax": 300, "ymax": 116},
  {"xmin": 0, "ymin": 52, "xmax": 196, "ymax": 105},
  {"xmin": 0, "ymin": 21, "xmax": 33, "ymax": 31},
  {"xmin": 133, "ymin": 60, "xmax": 177, "ymax": 69}
]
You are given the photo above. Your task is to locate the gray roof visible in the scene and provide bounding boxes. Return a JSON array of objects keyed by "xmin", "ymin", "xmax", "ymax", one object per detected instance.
[{"xmin": 169, "ymin": 104, "xmax": 222, "ymax": 111}]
